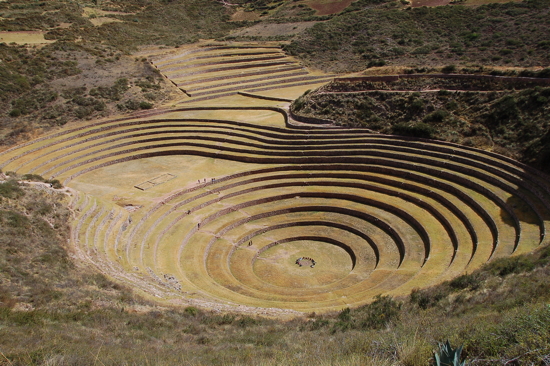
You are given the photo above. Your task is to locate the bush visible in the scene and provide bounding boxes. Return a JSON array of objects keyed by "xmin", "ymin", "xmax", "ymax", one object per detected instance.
[
  {"xmin": 45, "ymin": 179, "xmax": 63, "ymax": 189},
  {"xmin": 424, "ymin": 109, "xmax": 449, "ymax": 122},
  {"xmin": 367, "ymin": 59, "xmax": 386, "ymax": 68},
  {"xmin": 139, "ymin": 101, "xmax": 153, "ymax": 109},
  {"xmin": 410, "ymin": 287, "xmax": 449, "ymax": 309},
  {"xmin": 74, "ymin": 106, "xmax": 94, "ymax": 119},
  {"xmin": 9, "ymin": 109, "xmax": 21, "ymax": 117},
  {"xmin": 356, "ymin": 295, "xmax": 401, "ymax": 329},
  {"xmin": 184, "ymin": 306, "xmax": 198, "ymax": 316},
  {"xmin": 485, "ymin": 256, "xmax": 535, "ymax": 277},
  {"xmin": 1, "ymin": 210, "xmax": 30, "ymax": 229},
  {"xmin": 442, "ymin": 65, "xmax": 457, "ymax": 73},
  {"xmin": 464, "ymin": 305, "xmax": 550, "ymax": 362},
  {"xmin": 410, "ymin": 98, "xmax": 425, "ymax": 112},
  {"xmin": 448, "ymin": 273, "xmax": 481, "ymax": 291},
  {"xmin": 236, "ymin": 316, "xmax": 258, "ymax": 328},
  {"xmin": 21, "ymin": 174, "xmax": 45, "ymax": 182},
  {"xmin": 489, "ymin": 95, "xmax": 519, "ymax": 123},
  {"xmin": 392, "ymin": 122, "xmax": 435, "ymax": 138},
  {"xmin": 0, "ymin": 180, "xmax": 25, "ymax": 199}
]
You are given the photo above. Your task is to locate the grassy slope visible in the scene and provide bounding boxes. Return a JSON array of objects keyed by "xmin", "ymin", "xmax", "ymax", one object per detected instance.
[
  {"xmin": 0, "ymin": 177, "xmax": 549, "ymax": 365},
  {"xmin": 0, "ymin": 0, "xmax": 240, "ymax": 148},
  {"xmin": 292, "ymin": 78, "xmax": 550, "ymax": 173},
  {"xmin": 284, "ymin": 0, "xmax": 550, "ymax": 72},
  {"xmin": 0, "ymin": 41, "xmax": 169, "ymax": 147},
  {"xmin": 0, "ymin": 0, "xmax": 238, "ymax": 49}
]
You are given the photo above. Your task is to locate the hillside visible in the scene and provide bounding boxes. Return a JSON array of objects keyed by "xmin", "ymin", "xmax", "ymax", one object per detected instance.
[
  {"xmin": 0, "ymin": 0, "xmax": 240, "ymax": 147},
  {"xmin": 284, "ymin": 0, "xmax": 550, "ymax": 72},
  {"xmin": 290, "ymin": 74, "xmax": 550, "ymax": 173}
]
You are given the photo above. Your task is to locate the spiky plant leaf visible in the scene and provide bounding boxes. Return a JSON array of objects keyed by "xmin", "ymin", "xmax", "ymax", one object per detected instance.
[{"xmin": 432, "ymin": 340, "xmax": 467, "ymax": 366}]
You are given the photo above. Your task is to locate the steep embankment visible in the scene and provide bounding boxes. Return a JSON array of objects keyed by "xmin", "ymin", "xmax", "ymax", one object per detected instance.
[
  {"xmin": 284, "ymin": 0, "xmax": 550, "ymax": 72},
  {"xmin": 291, "ymin": 75, "xmax": 550, "ymax": 173}
]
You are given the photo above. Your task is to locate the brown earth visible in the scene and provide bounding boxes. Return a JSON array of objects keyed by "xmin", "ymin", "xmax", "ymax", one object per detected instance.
[
  {"xmin": 0, "ymin": 46, "xmax": 182, "ymax": 149},
  {"xmin": 410, "ymin": 0, "xmax": 450, "ymax": 7},
  {"xmin": 229, "ymin": 21, "xmax": 319, "ymax": 37},
  {"xmin": 0, "ymin": 31, "xmax": 54, "ymax": 45},
  {"xmin": 305, "ymin": 0, "xmax": 354, "ymax": 15},
  {"xmin": 230, "ymin": 9, "xmax": 261, "ymax": 21}
]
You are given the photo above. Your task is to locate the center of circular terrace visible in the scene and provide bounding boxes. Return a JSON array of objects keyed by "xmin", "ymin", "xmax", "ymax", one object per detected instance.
[{"xmin": 252, "ymin": 240, "xmax": 354, "ymax": 288}]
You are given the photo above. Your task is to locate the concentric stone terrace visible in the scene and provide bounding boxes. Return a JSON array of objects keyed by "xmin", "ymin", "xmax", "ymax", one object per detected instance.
[
  {"xmin": 2, "ymin": 104, "xmax": 549, "ymax": 313},
  {"xmin": 1, "ymin": 44, "xmax": 549, "ymax": 314},
  {"xmin": 151, "ymin": 43, "xmax": 334, "ymax": 103}
]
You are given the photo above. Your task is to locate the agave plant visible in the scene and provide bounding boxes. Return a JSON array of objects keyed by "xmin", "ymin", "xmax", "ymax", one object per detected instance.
[{"xmin": 432, "ymin": 340, "xmax": 467, "ymax": 366}]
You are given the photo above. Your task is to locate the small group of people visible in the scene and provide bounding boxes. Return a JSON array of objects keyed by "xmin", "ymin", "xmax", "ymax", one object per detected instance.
[
  {"xmin": 197, "ymin": 178, "xmax": 216, "ymax": 184},
  {"xmin": 295, "ymin": 257, "xmax": 316, "ymax": 268}
]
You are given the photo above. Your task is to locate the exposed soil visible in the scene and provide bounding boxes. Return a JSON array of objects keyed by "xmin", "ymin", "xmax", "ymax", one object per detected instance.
[
  {"xmin": 305, "ymin": 0, "xmax": 353, "ymax": 15},
  {"xmin": 410, "ymin": 0, "xmax": 450, "ymax": 7},
  {"xmin": 89, "ymin": 17, "xmax": 124, "ymax": 26},
  {"xmin": 0, "ymin": 31, "xmax": 54, "ymax": 45},
  {"xmin": 82, "ymin": 7, "xmax": 133, "ymax": 18},
  {"xmin": 230, "ymin": 9, "xmax": 261, "ymax": 21},
  {"xmin": 229, "ymin": 21, "xmax": 318, "ymax": 37},
  {"xmin": 81, "ymin": 6, "xmax": 132, "ymax": 26}
]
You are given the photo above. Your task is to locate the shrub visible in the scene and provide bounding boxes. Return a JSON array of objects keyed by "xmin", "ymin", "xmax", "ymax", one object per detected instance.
[
  {"xmin": 356, "ymin": 295, "xmax": 401, "ymax": 329},
  {"xmin": 292, "ymin": 96, "xmax": 306, "ymax": 112},
  {"xmin": 410, "ymin": 287, "xmax": 449, "ymax": 309},
  {"xmin": 424, "ymin": 109, "xmax": 449, "ymax": 122},
  {"xmin": 74, "ymin": 106, "xmax": 94, "ymax": 119},
  {"xmin": 332, "ymin": 307, "xmax": 352, "ymax": 332},
  {"xmin": 139, "ymin": 101, "xmax": 153, "ymax": 109},
  {"xmin": 9, "ymin": 109, "xmax": 21, "ymax": 117},
  {"xmin": 448, "ymin": 273, "xmax": 481, "ymax": 291},
  {"xmin": 367, "ymin": 59, "xmax": 386, "ymax": 68},
  {"xmin": 184, "ymin": 306, "xmax": 198, "ymax": 316},
  {"xmin": 464, "ymin": 305, "xmax": 550, "ymax": 362},
  {"xmin": 392, "ymin": 122, "xmax": 434, "ymax": 138},
  {"xmin": 118, "ymin": 99, "xmax": 141, "ymax": 111},
  {"xmin": 0, "ymin": 180, "xmax": 25, "ymax": 199},
  {"xmin": 45, "ymin": 179, "xmax": 62, "ymax": 189},
  {"xmin": 202, "ymin": 314, "xmax": 235, "ymax": 325},
  {"xmin": 442, "ymin": 65, "xmax": 457, "ymax": 73},
  {"xmin": 485, "ymin": 256, "xmax": 535, "ymax": 277},
  {"xmin": 410, "ymin": 98, "xmax": 425, "ymax": 112},
  {"xmin": 489, "ymin": 95, "xmax": 519, "ymax": 123},
  {"xmin": 21, "ymin": 174, "xmax": 45, "ymax": 182},
  {"xmin": 1, "ymin": 210, "xmax": 30, "ymax": 229},
  {"xmin": 89, "ymin": 78, "xmax": 129, "ymax": 101},
  {"xmin": 236, "ymin": 316, "xmax": 258, "ymax": 328}
]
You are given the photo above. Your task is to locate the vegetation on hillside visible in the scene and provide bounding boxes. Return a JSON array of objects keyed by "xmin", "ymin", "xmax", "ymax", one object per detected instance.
[
  {"xmin": 284, "ymin": 0, "xmax": 550, "ymax": 72},
  {"xmin": 0, "ymin": 0, "xmax": 242, "ymax": 148},
  {"xmin": 0, "ymin": 41, "xmax": 167, "ymax": 147},
  {"xmin": 0, "ymin": 0, "xmax": 238, "ymax": 50},
  {"xmin": 291, "ymin": 78, "xmax": 550, "ymax": 173},
  {"xmin": 0, "ymin": 178, "xmax": 548, "ymax": 365}
]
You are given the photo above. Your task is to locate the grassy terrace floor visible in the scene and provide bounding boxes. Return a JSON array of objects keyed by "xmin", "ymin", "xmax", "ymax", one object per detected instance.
[{"xmin": 1, "ymin": 43, "xmax": 549, "ymax": 316}]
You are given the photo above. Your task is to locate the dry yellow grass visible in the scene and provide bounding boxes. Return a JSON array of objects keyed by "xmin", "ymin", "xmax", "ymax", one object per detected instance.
[{"xmin": 0, "ymin": 31, "xmax": 54, "ymax": 45}]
